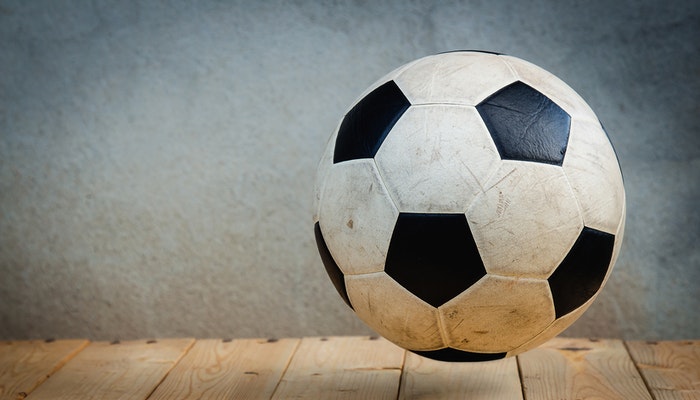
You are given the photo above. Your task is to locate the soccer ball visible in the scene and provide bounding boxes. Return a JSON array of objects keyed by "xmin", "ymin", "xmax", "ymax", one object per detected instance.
[{"xmin": 313, "ymin": 51, "xmax": 625, "ymax": 362}]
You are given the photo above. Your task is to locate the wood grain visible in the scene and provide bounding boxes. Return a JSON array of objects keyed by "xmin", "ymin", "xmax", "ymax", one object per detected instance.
[
  {"xmin": 148, "ymin": 338, "xmax": 299, "ymax": 400},
  {"xmin": 26, "ymin": 338, "xmax": 193, "ymax": 400},
  {"xmin": 271, "ymin": 336, "xmax": 405, "ymax": 400},
  {"xmin": 3, "ymin": 336, "xmax": 695, "ymax": 399},
  {"xmin": 626, "ymin": 340, "xmax": 700, "ymax": 400},
  {"xmin": 399, "ymin": 351, "xmax": 523, "ymax": 399},
  {"xmin": 518, "ymin": 337, "xmax": 652, "ymax": 400},
  {"xmin": 0, "ymin": 339, "xmax": 88, "ymax": 400}
]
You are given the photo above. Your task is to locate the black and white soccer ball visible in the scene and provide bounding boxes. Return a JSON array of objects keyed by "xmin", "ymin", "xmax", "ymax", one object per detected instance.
[{"xmin": 313, "ymin": 51, "xmax": 625, "ymax": 362}]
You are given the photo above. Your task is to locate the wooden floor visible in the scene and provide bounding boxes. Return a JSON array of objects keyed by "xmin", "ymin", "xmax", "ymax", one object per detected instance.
[{"xmin": 0, "ymin": 336, "xmax": 697, "ymax": 399}]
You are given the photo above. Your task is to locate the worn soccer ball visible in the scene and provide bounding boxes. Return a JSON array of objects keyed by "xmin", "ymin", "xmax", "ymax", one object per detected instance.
[{"xmin": 313, "ymin": 51, "xmax": 625, "ymax": 362}]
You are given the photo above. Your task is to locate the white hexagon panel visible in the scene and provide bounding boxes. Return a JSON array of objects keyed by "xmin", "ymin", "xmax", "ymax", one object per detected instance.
[
  {"xmin": 506, "ymin": 295, "xmax": 597, "ymax": 357},
  {"xmin": 313, "ymin": 125, "xmax": 339, "ymax": 223},
  {"xmin": 395, "ymin": 51, "xmax": 517, "ymax": 106},
  {"xmin": 375, "ymin": 105, "xmax": 501, "ymax": 213},
  {"xmin": 467, "ymin": 161, "xmax": 584, "ymax": 279},
  {"xmin": 563, "ymin": 118, "xmax": 626, "ymax": 234},
  {"xmin": 317, "ymin": 160, "xmax": 398, "ymax": 275},
  {"xmin": 346, "ymin": 272, "xmax": 445, "ymax": 351},
  {"xmin": 439, "ymin": 275, "xmax": 555, "ymax": 353}
]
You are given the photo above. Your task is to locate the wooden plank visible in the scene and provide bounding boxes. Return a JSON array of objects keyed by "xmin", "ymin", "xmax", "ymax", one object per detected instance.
[
  {"xmin": 517, "ymin": 337, "xmax": 653, "ymax": 400},
  {"xmin": 148, "ymin": 338, "xmax": 299, "ymax": 399},
  {"xmin": 271, "ymin": 336, "xmax": 405, "ymax": 400},
  {"xmin": 626, "ymin": 340, "xmax": 700, "ymax": 400},
  {"xmin": 0, "ymin": 339, "xmax": 88, "ymax": 400},
  {"xmin": 399, "ymin": 351, "xmax": 523, "ymax": 399},
  {"xmin": 26, "ymin": 338, "xmax": 193, "ymax": 400}
]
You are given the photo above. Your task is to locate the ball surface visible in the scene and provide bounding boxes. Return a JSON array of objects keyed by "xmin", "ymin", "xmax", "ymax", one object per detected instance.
[{"xmin": 313, "ymin": 51, "xmax": 625, "ymax": 362}]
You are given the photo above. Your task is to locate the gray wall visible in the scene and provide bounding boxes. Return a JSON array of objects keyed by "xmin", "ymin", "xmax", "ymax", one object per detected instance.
[{"xmin": 1, "ymin": 0, "xmax": 698, "ymax": 341}]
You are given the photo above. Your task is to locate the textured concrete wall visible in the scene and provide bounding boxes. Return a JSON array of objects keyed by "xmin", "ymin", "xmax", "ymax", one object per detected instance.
[{"xmin": 1, "ymin": 0, "xmax": 698, "ymax": 341}]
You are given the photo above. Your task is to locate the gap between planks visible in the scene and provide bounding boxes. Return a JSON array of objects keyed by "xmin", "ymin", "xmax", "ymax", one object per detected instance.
[
  {"xmin": 625, "ymin": 339, "xmax": 700, "ymax": 400},
  {"xmin": 24, "ymin": 338, "xmax": 195, "ymax": 400},
  {"xmin": 517, "ymin": 337, "xmax": 654, "ymax": 400},
  {"xmin": 0, "ymin": 339, "xmax": 88, "ymax": 400},
  {"xmin": 149, "ymin": 338, "xmax": 300, "ymax": 399}
]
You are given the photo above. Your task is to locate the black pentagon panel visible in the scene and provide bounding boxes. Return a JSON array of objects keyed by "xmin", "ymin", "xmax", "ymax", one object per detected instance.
[
  {"xmin": 477, "ymin": 81, "xmax": 571, "ymax": 166},
  {"xmin": 411, "ymin": 347, "xmax": 506, "ymax": 362},
  {"xmin": 314, "ymin": 222, "xmax": 353, "ymax": 310},
  {"xmin": 439, "ymin": 49, "xmax": 503, "ymax": 55},
  {"xmin": 384, "ymin": 213, "xmax": 486, "ymax": 308},
  {"xmin": 548, "ymin": 227, "xmax": 615, "ymax": 318},
  {"xmin": 333, "ymin": 81, "xmax": 410, "ymax": 164}
]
